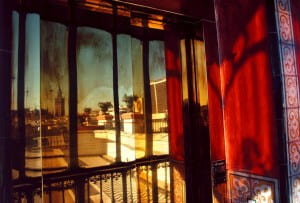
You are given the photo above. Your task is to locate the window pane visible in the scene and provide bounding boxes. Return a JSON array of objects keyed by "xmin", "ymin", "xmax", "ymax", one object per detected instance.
[
  {"xmin": 131, "ymin": 37, "xmax": 146, "ymax": 159},
  {"xmin": 77, "ymin": 26, "xmax": 115, "ymax": 167},
  {"xmin": 194, "ymin": 40, "xmax": 209, "ymax": 127},
  {"xmin": 118, "ymin": 35, "xmax": 146, "ymax": 162},
  {"xmin": 11, "ymin": 11, "xmax": 19, "ymax": 180},
  {"xmin": 149, "ymin": 40, "xmax": 169, "ymax": 155},
  {"xmin": 25, "ymin": 13, "xmax": 42, "ymax": 178},
  {"xmin": 40, "ymin": 20, "xmax": 69, "ymax": 174}
]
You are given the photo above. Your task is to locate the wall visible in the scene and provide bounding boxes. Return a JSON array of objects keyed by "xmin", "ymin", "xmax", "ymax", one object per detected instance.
[{"xmin": 214, "ymin": 0, "xmax": 280, "ymax": 201}]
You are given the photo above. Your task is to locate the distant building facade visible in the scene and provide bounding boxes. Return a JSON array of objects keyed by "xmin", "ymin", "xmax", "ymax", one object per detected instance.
[
  {"xmin": 54, "ymin": 88, "xmax": 65, "ymax": 117},
  {"xmin": 150, "ymin": 79, "xmax": 167, "ymax": 114}
]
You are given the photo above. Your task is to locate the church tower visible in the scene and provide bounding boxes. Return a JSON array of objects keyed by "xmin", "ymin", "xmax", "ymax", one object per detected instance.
[{"xmin": 55, "ymin": 87, "xmax": 65, "ymax": 117}]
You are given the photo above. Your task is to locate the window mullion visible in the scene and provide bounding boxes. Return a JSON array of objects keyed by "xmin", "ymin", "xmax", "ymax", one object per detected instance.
[{"xmin": 68, "ymin": 23, "xmax": 78, "ymax": 169}]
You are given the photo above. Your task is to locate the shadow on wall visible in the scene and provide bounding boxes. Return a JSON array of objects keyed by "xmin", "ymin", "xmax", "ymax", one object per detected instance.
[{"xmin": 206, "ymin": 0, "xmax": 280, "ymax": 201}]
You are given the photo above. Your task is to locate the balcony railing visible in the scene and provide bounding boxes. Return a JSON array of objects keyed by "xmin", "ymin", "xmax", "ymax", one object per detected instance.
[{"xmin": 13, "ymin": 155, "xmax": 177, "ymax": 203}]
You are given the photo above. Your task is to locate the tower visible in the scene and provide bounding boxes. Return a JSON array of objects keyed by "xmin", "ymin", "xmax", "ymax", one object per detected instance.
[{"xmin": 55, "ymin": 87, "xmax": 65, "ymax": 117}]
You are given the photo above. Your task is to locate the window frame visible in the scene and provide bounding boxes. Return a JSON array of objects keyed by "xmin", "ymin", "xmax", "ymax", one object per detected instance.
[{"xmin": 13, "ymin": 0, "xmax": 173, "ymax": 177}]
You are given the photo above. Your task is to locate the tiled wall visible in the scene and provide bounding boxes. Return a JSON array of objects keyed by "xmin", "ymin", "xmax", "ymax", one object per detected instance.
[
  {"xmin": 274, "ymin": 0, "xmax": 300, "ymax": 201},
  {"xmin": 228, "ymin": 171, "xmax": 279, "ymax": 202}
]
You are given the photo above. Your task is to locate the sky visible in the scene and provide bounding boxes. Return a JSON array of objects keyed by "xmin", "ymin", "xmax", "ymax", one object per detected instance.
[
  {"xmin": 41, "ymin": 20, "xmax": 68, "ymax": 114},
  {"xmin": 18, "ymin": 15, "xmax": 167, "ymax": 113},
  {"xmin": 25, "ymin": 14, "xmax": 40, "ymax": 110},
  {"xmin": 77, "ymin": 26, "xmax": 114, "ymax": 112},
  {"xmin": 11, "ymin": 11, "xmax": 19, "ymax": 110}
]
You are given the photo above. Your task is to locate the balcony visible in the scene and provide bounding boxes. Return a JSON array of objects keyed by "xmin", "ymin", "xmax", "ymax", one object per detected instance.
[{"xmin": 13, "ymin": 156, "xmax": 185, "ymax": 203}]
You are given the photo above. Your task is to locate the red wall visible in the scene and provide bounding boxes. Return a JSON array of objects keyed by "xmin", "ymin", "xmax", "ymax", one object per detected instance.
[
  {"xmin": 214, "ymin": 0, "xmax": 279, "ymax": 177},
  {"xmin": 165, "ymin": 31, "xmax": 184, "ymax": 161}
]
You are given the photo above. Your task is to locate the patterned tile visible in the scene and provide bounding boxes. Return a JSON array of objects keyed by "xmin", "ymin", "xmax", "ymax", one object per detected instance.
[
  {"xmin": 228, "ymin": 172, "xmax": 278, "ymax": 202},
  {"xmin": 292, "ymin": 175, "xmax": 300, "ymax": 203},
  {"xmin": 287, "ymin": 108, "xmax": 300, "ymax": 142},
  {"xmin": 228, "ymin": 171, "xmax": 279, "ymax": 203},
  {"xmin": 289, "ymin": 141, "xmax": 300, "ymax": 175},
  {"xmin": 282, "ymin": 44, "xmax": 296, "ymax": 75},
  {"xmin": 285, "ymin": 77, "xmax": 299, "ymax": 107},
  {"xmin": 276, "ymin": 0, "xmax": 300, "ymax": 200},
  {"xmin": 278, "ymin": 12, "xmax": 293, "ymax": 43},
  {"xmin": 229, "ymin": 174, "xmax": 250, "ymax": 202},
  {"xmin": 286, "ymin": 108, "xmax": 300, "ymax": 142},
  {"xmin": 251, "ymin": 179, "xmax": 275, "ymax": 203},
  {"xmin": 277, "ymin": 0, "xmax": 290, "ymax": 13}
]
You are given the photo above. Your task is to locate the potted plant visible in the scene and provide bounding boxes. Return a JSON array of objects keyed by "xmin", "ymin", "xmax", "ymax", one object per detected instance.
[
  {"xmin": 98, "ymin": 102, "xmax": 113, "ymax": 115},
  {"xmin": 121, "ymin": 94, "xmax": 144, "ymax": 133},
  {"xmin": 97, "ymin": 101, "xmax": 113, "ymax": 128}
]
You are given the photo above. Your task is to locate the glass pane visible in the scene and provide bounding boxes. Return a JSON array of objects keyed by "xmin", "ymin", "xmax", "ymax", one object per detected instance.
[
  {"xmin": 148, "ymin": 40, "xmax": 169, "ymax": 155},
  {"xmin": 74, "ymin": 161, "xmax": 173, "ymax": 202},
  {"xmin": 11, "ymin": 11, "xmax": 19, "ymax": 180},
  {"xmin": 180, "ymin": 39, "xmax": 188, "ymax": 101},
  {"xmin": 25, "ymin": 13, "xmax": 42, "ymax": 178},
  {"xmin": 194, "ymin": 40, "xmax": 208, "ymax": 127},
  {"xmin": 118, "ymin": 34, "xmax": 146, "ymax": 162},
  {"xmin": 40, "ymin": 20, "xmax": 69, "ymax": 174},
  {"xmin": 77, "ymin": 26, "xmax": 115, "ymax": 167},
  {"xmin": 131, "ymin": 37, "xmax": 146, "ymax": 159}
]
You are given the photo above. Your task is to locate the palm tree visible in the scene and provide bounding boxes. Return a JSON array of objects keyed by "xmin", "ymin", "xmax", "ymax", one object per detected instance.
[
  {"xmin": 122, "ymin": 94, "xmax": 138, "ymax": 112},
  {"xmin": 98, "ymin": 101, "xmax": 113, "ymax": 115}
]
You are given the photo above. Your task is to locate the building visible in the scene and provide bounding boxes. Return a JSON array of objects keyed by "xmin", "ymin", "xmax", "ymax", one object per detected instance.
[
  {"xmin": 1, "ymin": 0, "xmax": 300, "ymax": 202},
  {"xmin": 150, "ymin": 79, "xmax": 167, "ymax": 114},
  {"xmin": 55, "ymin": 87, "xmax": 65, "ymax": 117}
]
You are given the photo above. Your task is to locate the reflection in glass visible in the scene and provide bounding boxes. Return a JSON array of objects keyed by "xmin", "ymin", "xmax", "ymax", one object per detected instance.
[
  {"xmin": 131, "ymin": 37, "xmax": 146, "ymax": 159},
  {"xmin": 16, "ymin": 161, "xmax": 177, "ymax": 202},
  {"xmin": 24, "ymin": 13, "xmax": 42, "ymax": 177},
  {"xmin": 11, "ymin": 11, "xmax": 19, "ymax": 180},
  {"xmin": 149, "ymin": 40, "xmax": 169, "ymax": 155},
  {"xmin": 180, "ymin": 39, "xmax": 188, "ymax": 101},
  {"xmin": 77, "ymin": 26, "xmax": 115, "ymax": 167},
  {"xmin": 40, "ymin": 20, "xmax": 69, "ymax": 174},
  {"xmin": 194, "ymin": 40, "xmax": 209, "ymax": 127},
  {"xmin": 118, "ymin": 35, "xmax": 146, "ymax": 162}
]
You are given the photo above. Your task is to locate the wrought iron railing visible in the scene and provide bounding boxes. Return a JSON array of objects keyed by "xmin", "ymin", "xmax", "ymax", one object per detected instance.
[{"xmin": 13, "ymin": 155, "xmax": 172, "ymax": 203}]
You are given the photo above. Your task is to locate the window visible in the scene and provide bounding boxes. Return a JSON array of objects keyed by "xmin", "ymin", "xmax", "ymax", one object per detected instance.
[{"xmin": 10, "ymin": 2, "xmax": 185, "ymax": 202}]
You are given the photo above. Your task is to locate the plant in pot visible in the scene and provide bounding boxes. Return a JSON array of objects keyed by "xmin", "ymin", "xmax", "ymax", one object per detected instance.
[
  {"xmin": 121, "ymin": 94, "xmax": 144, "ymax": 119},
  {"xmin": 123, "ymin": 94, "xmax": 138, "ymax": 113},
  {"xmin": 121, "ymin": 94, "xmax": 144, "ymax": 133},
  {"xmin": 97, "ymin": 101, "xmax": 113, "ymax": 127},
  {"xmin": 81, "ymin": 107, "xmax": 92, "ymax": 126},
  {"xmin": 98, "ymin": 102, "xmax": 113, "ymax": 115}
]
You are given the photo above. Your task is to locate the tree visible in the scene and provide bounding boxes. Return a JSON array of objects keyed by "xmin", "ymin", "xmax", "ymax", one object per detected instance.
[
  {"xmin": 122, "ymin": 94, "xmax": 139, "ymax": 112},
  {"xmin": 83, "ymin": 107, "xmax": 92, "ymax": 115},
  {"xmin": 98, "ymin": 101, "xmax": 113, "ymax": 115}
]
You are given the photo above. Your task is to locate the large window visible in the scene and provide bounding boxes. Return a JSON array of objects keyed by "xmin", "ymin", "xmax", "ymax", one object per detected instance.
[{"xmin": 10, "ymin": 2, "xmax": 182, "ymax": 201}]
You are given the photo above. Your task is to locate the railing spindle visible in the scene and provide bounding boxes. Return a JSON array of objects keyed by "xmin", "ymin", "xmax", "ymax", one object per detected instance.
[
  {"xmin": 129, "ymin": 169, "xmax": 133, "ymax": 203},
  {"xmin": 49, "ymin": 184, "xmax": 52, "ymax": 203},
  {"xmin": 100, "ymin": 176, "xmax": 103, "ymax": 203},
  {"xmin": 165, "ymin": 162, "xmax": 168, "ymax": 203},
  {"xmin": 62, "ymin": 181, "xmax": 65, "ymax": 203},
  {"xmin": 111, "ymin": 173, "xmax": 115, "ymax": 203},
  {"xmin": 146, "ymin": 166, "xmax": 150, "ymax": 203},
  {"xmin": 87, "ymin": 178, "xmax": 90, "ymax": 203}
]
